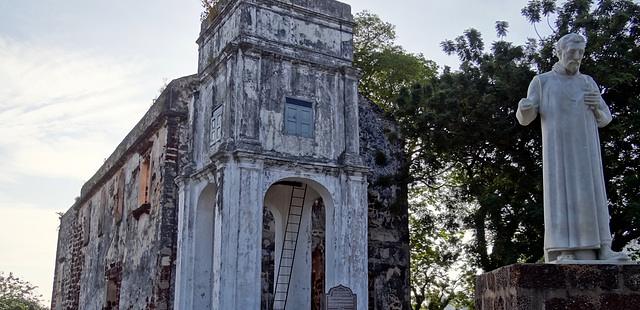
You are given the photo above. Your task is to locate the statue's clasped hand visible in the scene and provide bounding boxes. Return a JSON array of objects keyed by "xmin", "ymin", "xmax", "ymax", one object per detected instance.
[{"xmin": 583, "ymin": 92, "xmax": 601, "ymax": 111}]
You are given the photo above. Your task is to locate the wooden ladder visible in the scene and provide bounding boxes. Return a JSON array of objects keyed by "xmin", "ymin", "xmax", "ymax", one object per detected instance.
[{"xmin": 272, "ymin": 184, "xmax": 308, "ymax": 310}]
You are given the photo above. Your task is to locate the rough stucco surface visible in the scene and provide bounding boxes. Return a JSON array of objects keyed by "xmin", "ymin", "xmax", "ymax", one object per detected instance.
[
  {"xmin": 476, "ymin": 264, "xmax": 640, "ymax": 310},
  {"xmin": 52, "ymin": 1, "xmax": 410, "ymax": 309},
  {"xmin": 359, "ymin": 95, "xmax": 411, "ymax": 310}
]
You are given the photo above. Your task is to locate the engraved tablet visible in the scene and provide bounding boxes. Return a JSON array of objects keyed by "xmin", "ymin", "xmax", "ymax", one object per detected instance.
[{"xmin": 326, "ymin": 285, "xmax": 356, "ymax": 310}]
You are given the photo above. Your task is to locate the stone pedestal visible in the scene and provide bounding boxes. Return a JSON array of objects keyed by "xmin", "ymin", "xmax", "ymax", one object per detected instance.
[{"xmin": 475, "ymin": 264, "xmax": 640, "ymax": 310}]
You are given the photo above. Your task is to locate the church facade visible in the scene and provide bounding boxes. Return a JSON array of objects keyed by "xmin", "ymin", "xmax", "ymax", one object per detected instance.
[{"xmin": 51, "ymin": 1, "xmax": 409, "ymax": 309}]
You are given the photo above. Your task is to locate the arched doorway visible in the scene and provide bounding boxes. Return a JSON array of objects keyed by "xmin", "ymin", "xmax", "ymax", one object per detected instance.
[
  {"xmin": 261, "ymin": 179, "xmax": 330, "ymax": 310},
  {"xmin": 193, "ymin": 183, "xmax": 216, "ymax": 309}
]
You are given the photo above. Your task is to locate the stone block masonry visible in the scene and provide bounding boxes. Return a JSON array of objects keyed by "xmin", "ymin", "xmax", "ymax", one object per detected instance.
[{"xmin": 475, "ymin": 264, "xmax": 640, "ymax": 310}]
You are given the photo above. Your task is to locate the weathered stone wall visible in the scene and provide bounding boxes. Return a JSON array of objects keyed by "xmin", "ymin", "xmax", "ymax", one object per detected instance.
[
  {"xmin": 198, "ymin": 0, "xmax": 353, "ymax": 73},
  {"xmin": 180, "ymin": 1, "xmax": 371, "ymax": 308},
  {"xmin": 51, "ymin": 129, "xmax": 168, "ymax": 309},
  {"xmin": 194, "ymin": 0, "xmax": 357, "ymax": 167},
  {"xmin": 359, "ymin": 95, "xmax": 411, "ymax": 310},
  {"xmin": 51, "ymin": 77, "xmax": 197, "ymax": 310},
  {"xmin": 52, "ymin": 1, "xmax": 412, "ymax": 309},
  {"xmin": 51, "ymin": 208, "xmax": 83, "ymax": 310},
  {"xmin": 476, "ymin": 264, "xmax": 640, "ymax": 310}
]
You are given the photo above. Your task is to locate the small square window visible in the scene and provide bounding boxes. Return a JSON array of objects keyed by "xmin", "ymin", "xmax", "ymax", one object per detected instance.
[
  {"xmin": 210, "ymin": 106, "xmax": 223, "ymax": 145},
  {"xmin": 284, "ymin": 98, "xmax": 313, "ymax": 138}
]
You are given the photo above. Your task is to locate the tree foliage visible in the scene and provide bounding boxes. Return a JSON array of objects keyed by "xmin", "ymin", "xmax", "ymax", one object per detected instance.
[
  {"xmin": 0, "ymin": 272, "xmax": 46, "ymax": 310},
  {"xmin": 354, "ymin": 11, "xmax": 438, "ymax": 111},
  {"xmin": 353, "ymin": 11, "xmax": 470, "ymax": 309},
  {"xmin": 410, "ymin": 189, "xmax": 474, "ymax": 310},
  {"xmin": 397, "ymin": 0, "xmax": 640, "ymax": 272},
  {"xmin": 200, "ymin": 0, "xmax": 230, "ymax": 21},
  {"xmin": 400, "ymin": 31, "xmax": 543, "ymax": 271}
]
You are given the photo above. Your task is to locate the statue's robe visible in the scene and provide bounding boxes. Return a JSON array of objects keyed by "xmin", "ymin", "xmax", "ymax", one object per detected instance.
[{"xmin": 516, "ymin": 64, "xmax": 613, "ymax": 262}]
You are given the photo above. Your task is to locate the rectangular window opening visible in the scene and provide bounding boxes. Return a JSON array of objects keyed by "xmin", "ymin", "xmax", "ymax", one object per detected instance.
[
  {"xmin": 210, "ymin": 106, "xmax": 223, "ymax": 145},
  {"xmin": 284, "ymin": 97, "xmax": 314, "ymax": 138},
  {"xmin": 138, "ymin": 155, "xmax": 151, "ymax": 207},
  {"xmin": 115, "ymin": 171, "xmax": 124, "ymax": 224}
]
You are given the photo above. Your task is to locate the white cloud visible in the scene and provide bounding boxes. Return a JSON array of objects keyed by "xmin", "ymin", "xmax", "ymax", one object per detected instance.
[
  {"xmin": 0, "ymin": 35, "xmax": 169, "ymax": 306},
  {"xmin": 0, "ymin": 204, "xmax": 61, "ymax": 305},
  {"xmin": 0, "ymin": 36, "xmax": 158, "ymax": 181}
]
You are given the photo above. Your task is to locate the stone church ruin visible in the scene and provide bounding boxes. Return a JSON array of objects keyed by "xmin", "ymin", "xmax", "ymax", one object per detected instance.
[{"xmin": 51, "ymin": 0, "xmax": 409, "ymax": 309}]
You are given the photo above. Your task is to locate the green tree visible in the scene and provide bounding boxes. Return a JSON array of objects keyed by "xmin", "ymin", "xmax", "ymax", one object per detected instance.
[
  {"xmin": 409, "ymin": 188, "xmax": 474, "ymax": 310},
  {"xmin": 352, "ymin": 11, "xmax": 474, "ymax": 308},
  {"xmin": 354, "ymin": 11, "xmax": 438, "ymax": 111},
  {"xmin": 397, "ymin": 0, "xmax": 640, "ymax": 272},
  {"xmin": 0, "ymin": 272, "xmax": 47, "ymax": 310}
]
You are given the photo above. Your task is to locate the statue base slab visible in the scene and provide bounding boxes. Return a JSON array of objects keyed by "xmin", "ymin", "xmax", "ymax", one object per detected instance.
[
  {"xmin": 549, "ymin": 259, "xmax": 638, "ymax": 265},
  {"xmin": 475, "ymin": 263, "xmax": 640, "ymax": 310}
]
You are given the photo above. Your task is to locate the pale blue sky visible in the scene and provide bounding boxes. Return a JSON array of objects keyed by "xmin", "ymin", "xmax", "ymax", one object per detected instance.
[{"xmin": 0, "ymin": 0, "xmax": 547, "ymax": 303}]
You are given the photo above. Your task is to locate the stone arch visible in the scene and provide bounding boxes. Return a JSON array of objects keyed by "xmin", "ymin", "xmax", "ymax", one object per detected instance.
[
  {"xmin": 193, "ymin": 183, "xmax": 216, "ymax": 309},
  {"xmin": 261, "ymin": 177, "xmax": 332, "ymax": 309}
]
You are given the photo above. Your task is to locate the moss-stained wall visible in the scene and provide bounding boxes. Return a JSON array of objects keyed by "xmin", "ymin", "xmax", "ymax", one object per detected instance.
[
  {"xmin": 359, "ymin": 95, "xmax": 411, "ymax": 310},
  {"xmin": 51, "ymin": 77, "xmax": 197, "ymax": 310},
  {"xmin": 51, "ymin": 126, "xmax": 168, "ymax": 309}
]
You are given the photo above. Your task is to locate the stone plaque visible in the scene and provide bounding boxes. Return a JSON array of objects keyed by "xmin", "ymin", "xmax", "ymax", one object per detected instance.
[{"xmin": 326, "ymin": 285, "xmax": 356, "ymax": 310}]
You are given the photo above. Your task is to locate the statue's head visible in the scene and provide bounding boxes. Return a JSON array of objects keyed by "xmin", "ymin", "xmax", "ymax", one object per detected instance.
[{"xmin": 555, "ymin": 33, "xmax": 586, "ymax": 75}]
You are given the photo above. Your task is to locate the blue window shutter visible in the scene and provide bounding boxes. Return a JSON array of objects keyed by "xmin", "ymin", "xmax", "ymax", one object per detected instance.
[
  {"xmin": 298, "ymin": 107, "xmax": 312, "ymax": 137},
  {"xmin": 285, "ymin": 104, "xmax": 298, "ymax": 135},
  {"xmin": 284, "ymin": 98, "xmax": 313, "ymax": 137}
]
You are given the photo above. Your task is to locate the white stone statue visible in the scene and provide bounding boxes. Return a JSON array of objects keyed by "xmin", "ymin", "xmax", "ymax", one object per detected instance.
[{"xmin": 516, "ymin": 33, "xmax": 630, "ymax": 263}]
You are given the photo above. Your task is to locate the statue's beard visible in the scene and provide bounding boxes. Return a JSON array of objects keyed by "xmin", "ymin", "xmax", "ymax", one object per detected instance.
[{"xmin": 564, "ymin": 61, "xmax": 581, "ymax": 74}]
